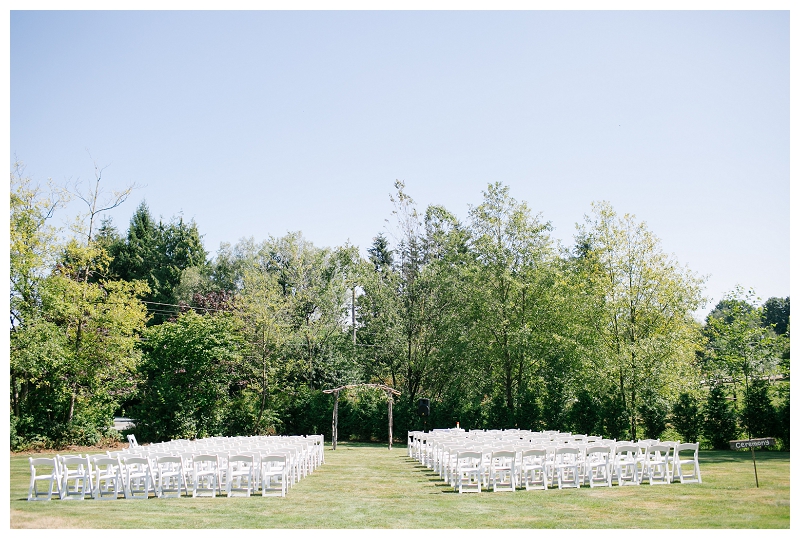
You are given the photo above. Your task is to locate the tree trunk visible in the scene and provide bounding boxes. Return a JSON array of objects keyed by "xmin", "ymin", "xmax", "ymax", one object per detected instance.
[
  {"xmin": 388, "ymin": 395, "xmax": 393, "ymax": 450},
  {"xmin": 332, "ymin": 391, "xmax": 339, "ymax": 450},
  {"xmin": 68, "ymin": 387, "xmax": 76, "ymax": 423}
]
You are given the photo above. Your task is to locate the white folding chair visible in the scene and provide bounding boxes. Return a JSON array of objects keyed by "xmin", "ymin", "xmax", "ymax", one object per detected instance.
[
  {"xmin": 490, "ymin": 450, "xmax": 516, "ymax": 492},
  {"xmin": 456, "ymin": 451, "xmax": 482, "ymax": 494},
  {"xmin": 91, "ymin": 456, "xmax": 123, "ymax": 500},
  {"xmin": 660, "ymin": 440, "xmax": 680, "ymax": 482},
  {"xmin": 28, "ymin": 457, "xmax": 62, "ymax": 501},
  {"xmin": 520, "ymin": 448, "xmax": 547, "ymax": 491},
  {"xmin": 676, "ymin": 443, "xmax": 702, "ymax": 484},
  {"xmin": 122, "ymin": 456, "xmax": 155, "ymax": 499},
  {"xmin": 59, "ymin": 455, "xmax": 91, "ymax": 500},
  {"xmin": 643, "ymin": 444, "xmax": 671, "ymax": 485},
  {"xmin": 613, "ymin": 443, "xmax": 641, "ymax": 486},
  {"xmin": 260, "ymin": 454, "xmax": 288, "ymax": 497},
  {"xmin": 155, "ymin": 456, "xmax": 185, "ymax": 498},
  {"xmin": 554, "ymin": 446, "xmax": 581, "ymax": 489},
  {"xmin": 585, "ymin": 445, "xmax": 612, "ymax": 488},
  {"xmin": 227, "ymin": 454, "xmax": 255, "ymax": 497},
  {"xmin": 192, "ymin": 454, "xmax": 220, "ymax": 497}
]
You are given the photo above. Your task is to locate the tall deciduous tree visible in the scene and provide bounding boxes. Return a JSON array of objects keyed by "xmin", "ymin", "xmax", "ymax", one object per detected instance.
[
  {"xmin": 466, "ymin": 182, "xmax": 553, "ymax": 424},
  {"xmin": 10, "ymin": 163, "xmax": 148, "ymax": 447},
  {"xmin": 704, "ymin": 288, "xmax": 783, "ymax": 437},
  {"xmin": 576, "ymin": 202, "xmax": 704, "ymax": 439}
]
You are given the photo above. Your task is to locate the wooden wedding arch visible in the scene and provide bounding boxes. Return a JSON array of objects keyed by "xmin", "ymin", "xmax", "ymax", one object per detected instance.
[{"xmin": 322, "ymin": 384, "xmax": 401, "ymax": 450}]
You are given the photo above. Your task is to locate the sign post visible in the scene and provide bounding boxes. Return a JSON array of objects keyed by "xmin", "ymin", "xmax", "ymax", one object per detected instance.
[{"xmin": 729, "ymin": 437, "xmax": 776, "ymax": 488}]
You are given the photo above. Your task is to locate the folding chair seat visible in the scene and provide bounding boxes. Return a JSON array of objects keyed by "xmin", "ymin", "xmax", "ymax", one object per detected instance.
[
  {"xmin": 28, "ymin": 457, "xmax": 62, "ymax": 501},
  {"xmin": 676, "ymin": 443, "xmax": 702, "ymax": 484},
  {"xmin": 155, "ymin": 456, "xmax": 185, "ymax": 498},
  {"xmin": 192, "ymin": 454, "xmax": 221, "ymax": 497},
  {"xmin": 613, "ymin": 443, "xmax": 641, "ymax": 486},
  {"xmin": 59, "ymin": 455, "xmax": 91, "ymax": 500},
  {"xmin": 91, "ymin": 456, "xmax": 123, "ymax": 500},
  {"xmin": 123, "ymin": 456, "xmax": 155, "ymax": 499},
  {"xmin": 456, "ymin": 451, "xmax": 482, "ymax": 493},
  {"xmin": 490, "ymin": 450, "xmax": 516, "ymax": 492},
  {"xmin": 585, "ymin": 445, "xmax": 612, "ymax": 488},
  {"xmin": 227, "ymin": 454, "xmax": 255, "ymax": 497},
  {"xmin": 520, "ymin": 448, "xmax": 547, "ymax": 490},
  {"xmin": 554, "ymin": 446, "xmax": 581, "ymax": 489}
]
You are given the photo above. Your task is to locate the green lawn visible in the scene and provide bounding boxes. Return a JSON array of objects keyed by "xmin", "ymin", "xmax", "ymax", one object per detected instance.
[{"xmin": 10, "ymin": 443, "xmax": 789, "ymax": 528}]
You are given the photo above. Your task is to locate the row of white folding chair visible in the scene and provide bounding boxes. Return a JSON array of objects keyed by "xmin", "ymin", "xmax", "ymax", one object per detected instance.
[
  {"xmin": 107, "ymin": 449, "xmax": 290, "ymax": 498},
  {"xmin": 452, "ymin": 449, "xmax": 520, "ymax": 493},
  {"xmin": 450, "ymin": 442, "xmax": 700, "ymax": 491},
  {"xmin": 126, "ymin": 452, "xmax": 290, "ymax": 498},
  {"xmin": 116, "ymin": 440, "xmax": 314, "ymax": 486}
]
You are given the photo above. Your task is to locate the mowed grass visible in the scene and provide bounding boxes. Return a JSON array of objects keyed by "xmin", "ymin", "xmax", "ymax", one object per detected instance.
[{"xmin": 10, "ymin": 443, "xmax": 789, "ymax": 528}]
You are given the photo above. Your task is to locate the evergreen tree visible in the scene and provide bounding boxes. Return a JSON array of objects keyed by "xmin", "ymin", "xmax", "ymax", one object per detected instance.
[
  {"xmin": 671, "ymin": 392, "xmax": 702, "ymax": 443},
  {"xmin": 108, "ymin": 201, "xmax": 207, "ymax": 323},
  {"xmin": 741, "ymin": 378, "xmax": 777, "ymax": 439},
  {"xmin": 776, "ymin": 392, "xmax": 789, "ymax": 450},
  {"xmin": 638, "ymin": 387, "xmax": 668, "ymax": 440},
  {"xmin": 703, "ymin": 382, "xmax": 738, "ymax": 449},
  {"xmin": 569, "ymin": 390, "xmax": 601, "ymax": 436}
]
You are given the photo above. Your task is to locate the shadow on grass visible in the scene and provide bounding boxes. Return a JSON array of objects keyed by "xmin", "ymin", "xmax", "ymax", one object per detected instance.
[
  {"xmin": 700, "ymin": 450, "xmax": 790, "ymax": 465},
  {"xmin": 326, "ymin": 441, "xmax": 408, "ymax": 449}
]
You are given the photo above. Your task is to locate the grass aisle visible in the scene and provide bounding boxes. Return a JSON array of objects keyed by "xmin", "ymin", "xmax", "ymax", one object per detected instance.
[{"xmin": 10, "ymin": 443, "xmax": 789, "ymax": 528}]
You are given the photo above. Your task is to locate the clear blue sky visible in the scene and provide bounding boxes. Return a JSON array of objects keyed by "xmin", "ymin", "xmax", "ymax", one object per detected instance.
[{"xmin": 10, "ymin": 10, "xmax": 789, "ymax": 318}]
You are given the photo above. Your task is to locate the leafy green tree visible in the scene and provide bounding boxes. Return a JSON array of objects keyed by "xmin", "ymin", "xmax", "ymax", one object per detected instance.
[
  {"xmin": 703, "ymin": 288, "xmax": 782, "ymax": 425},
  {"xmin": 466, "ymin": 182, "xmax": 554, "ymax": 421},
  {"xmin": 356, "ymin": 234, "xmax": 405, "ymax": 387},
  {"xmin": 703, "ymin": 382, "xmax": 738, "ymax": 449},
  {"xmin": 9, "ymin": 162, "xmax": 65, "ymax": 328},
  {"xmin": 671, "ymin": 392, "xmax": 702, "ymax": 443},
  {"xmin": 377, "ymin": 182, "xmax": 471, "ymax": 405},
  {"xmin": 10, "ymin": 163, "xmax": 148, "ymax": 448},
  {"xmin": 575, "ymin": 202, "xmax": 704, "ymax": 440},
  {"xmin": 133, "ymin": 311, "xmax": 246, "ymax": 441},
  {"xmin": 762, "ymin": 296, "xmax": 789, "ymax": 336},
  {"xmin": 10, "ymin": 164, "xmax": 67, "ymax": 437}
]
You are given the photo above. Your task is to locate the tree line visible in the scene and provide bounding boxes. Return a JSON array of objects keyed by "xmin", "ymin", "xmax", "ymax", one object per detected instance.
[{"xmin": 10, "ymin": 167, "xmax": 790, "ymax": 450}]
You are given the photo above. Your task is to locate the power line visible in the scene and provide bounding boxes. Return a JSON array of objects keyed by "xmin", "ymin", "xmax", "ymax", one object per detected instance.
[{"xmin": 142, "ymin": 300, "xmax": 229, "ymax": 313}]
